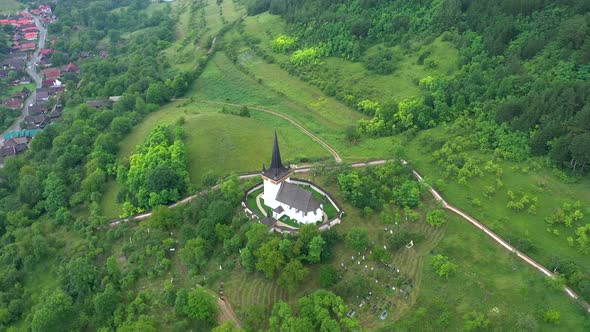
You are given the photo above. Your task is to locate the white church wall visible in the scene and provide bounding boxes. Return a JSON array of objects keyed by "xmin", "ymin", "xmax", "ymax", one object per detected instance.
[{"xmin": 262, "ymin": 178, "xmax": 281, "ymax": 208}]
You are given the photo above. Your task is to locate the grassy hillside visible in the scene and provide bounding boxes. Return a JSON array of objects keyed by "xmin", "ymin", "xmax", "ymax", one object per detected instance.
[{"xmin": 0, "ymin": 0, "xmax": 22, "ymax": 14}]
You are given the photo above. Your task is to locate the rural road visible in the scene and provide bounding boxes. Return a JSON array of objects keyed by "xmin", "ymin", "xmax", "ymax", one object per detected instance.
[{"xmin": 0, "ymin": 12, "xmax": 46, "ymax": 147}]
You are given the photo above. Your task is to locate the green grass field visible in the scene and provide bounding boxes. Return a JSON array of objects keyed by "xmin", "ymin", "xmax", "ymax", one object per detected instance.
[
  {"xmin": 0, "ymin": 0, "xmax": 22, "ymax": 14},
  {"xmin": 99, "ymin": 101, "xmax": 329, "ymax": 219},
  {"xmin": 395, "ymin": 212, "xmax": 589, "ymax": 331},
  {"xmin": 240, "ymin": 13, "xmax": 459, "ymax": 104},
  {"xmin": 404, "ymin": 128, "xmax": 590, "ymax": 272}
]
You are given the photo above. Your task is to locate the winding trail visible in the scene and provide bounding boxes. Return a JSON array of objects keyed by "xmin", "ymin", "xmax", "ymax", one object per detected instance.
[
  {"xmin": 108, "ymin": 102, "xmax": 590, "ymax": 313},
  {"xmin": 175, "ymin": 98, "xmax": 343, "ymax": 162}
]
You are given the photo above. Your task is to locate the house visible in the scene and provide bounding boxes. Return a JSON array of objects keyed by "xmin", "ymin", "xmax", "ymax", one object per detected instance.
[
  {"xmin": 99, "ymin": 51, "xmax": 109, "ymax": 58},
  {"xmin": 63, "ymin": 62, "xmax": 80, "ymax": 73},
  {"xmin": 17, "ymin": 42, "xmax": 36, "ymax": 51},
  {"xmin": 39, "ymin": 48, "xmax": 54, "ymax": 55},
  {"xmin": 2, "ymin": 98, "xmax": 23, "ymax": 109},
  {"xmin": 41, "ymin": 67, "xmax": 61, "ymax": 80},
  {"xmin": 28, "ymin": 105, "xmax": 48, "ymax": 115},
  {"xmin": 24, "ymin": 32, "xmax": 38, "ymax": 41},
  {"xmin": 24, "ymin": 115, "xmax": 51, "ymax": 128},
  {"xmin": 86, "ymin": 100, "xmax": 111, "ymax": 108},
  {"xmin": 260, "ymin": 133, "xmax": 324, "ymax": 224},
  {"xmin": 13, "ymin": 88, "xmax": 30, "ymax": 99},
  {"xmin": 36, "ymin": 91, "xmax": 50, "ymax": 101},
  {"xmin": 49, "ymin": 105, "xmax": 62, "ymax": 119},
  {"xmin": 1, "ymin": 58, "xmax": 25, "ymax": 69}
]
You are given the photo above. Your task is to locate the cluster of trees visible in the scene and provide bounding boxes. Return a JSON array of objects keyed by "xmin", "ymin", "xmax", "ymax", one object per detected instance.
[
  {"xmin": 117, "ymin": 125, "xmax": 190, "ymax": 216},
  {"xmin": 337, "ymin": 161, "xmax": 422, "ymax": 213},
  {"xmin": 245, "ymin": 0, "xmax": 590, "ymax": 172},
  {"xmin": 0, "ymin": 0, "xmax": 205, "ymax": 329},
  {"xmin": 240, "ymin": 223, "xmax": 339, "ymax": 292},
  {"xmin": 268, "ymin": 290, "xmax": 358, "ymax": 331}
]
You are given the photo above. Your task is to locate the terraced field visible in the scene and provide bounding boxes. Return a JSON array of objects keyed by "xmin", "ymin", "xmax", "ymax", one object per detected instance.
[{"xmin": 224, "ymin": 267, "xmax": 289, "ymax": 314}]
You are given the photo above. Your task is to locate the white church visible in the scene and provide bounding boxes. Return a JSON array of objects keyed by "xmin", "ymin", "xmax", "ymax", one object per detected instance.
[{"xmin": 261, "ymin": 132, "xmax": 324, "ymax": 224}]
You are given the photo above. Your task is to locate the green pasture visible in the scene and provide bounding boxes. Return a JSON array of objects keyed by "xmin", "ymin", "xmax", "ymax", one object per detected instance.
[
  {"xmin": 99, "ymin": 101, "xmax": 329, "ymax": 219},
  {"xmin": 240, "ymin": 13, "xmax": 459, "ymax": 104},
  {"xmin": 0, "ymin": 0, "xmax": 22, "ymax": 14},
  {"xmin": 189, "ymin": 52, "xmax": 394, "ymax": 160},
  {"xmin": 404, "ymin": 128, "xmax": 590, "ymax": 271},
  {"xmin": 395, "ymin": 212, "xmax": 589, "ymax": 331}
]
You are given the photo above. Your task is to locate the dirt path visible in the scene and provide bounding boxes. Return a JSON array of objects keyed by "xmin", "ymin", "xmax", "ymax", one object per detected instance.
[
  {"xmin": 177, "ymin": 98, "xmax": 343, "ymax": 162},
  {"xmin": 408, "ymin": 163, "xmax": 590, "ymax": 313},
  {"xmin": 217, "ymin": 297, "xmax": 242, "ymax": 327},
  {"xmin": 107, "ymin": 160, "xmax": 590, "ymax": 311}
]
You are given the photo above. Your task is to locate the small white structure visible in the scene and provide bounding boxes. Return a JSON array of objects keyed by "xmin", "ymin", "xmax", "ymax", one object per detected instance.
[{"xmin": 261, "ymin": 132, "xmax": 323, "ymax": 224}]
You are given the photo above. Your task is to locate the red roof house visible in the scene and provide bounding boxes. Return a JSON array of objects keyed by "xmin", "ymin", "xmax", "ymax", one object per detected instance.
[
  {"xmin": 41, "ymin": 68, "xmax": 61, "ymax": 80},
  {"xmin": 40, "ymin": 48, "xmax": 55, "ymax": 55},
  {"xmin": 63, "ymin": 62, "xmax": 80, "ymax": 73}
]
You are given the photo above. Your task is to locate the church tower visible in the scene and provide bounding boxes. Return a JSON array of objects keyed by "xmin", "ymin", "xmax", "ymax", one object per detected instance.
[{"xmin": 261, "ymin": 132, "xmax": 291, "ymax": 209}]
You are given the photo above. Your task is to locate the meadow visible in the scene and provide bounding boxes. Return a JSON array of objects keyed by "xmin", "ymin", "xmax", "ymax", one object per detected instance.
[
  {"xmin": 0, "ymin": 0, "xmax": 22, "ymax": 14},
  {"xmin": 94, "ymin": 3, "xmax": 590, "ymax": 330},
  {"xmin": 403, "ymin": 127, "xmax": 590, "ymax": 272},
  {"xmin": 224, "ymin": 171, "xmax": 588, "ymax": 330}
]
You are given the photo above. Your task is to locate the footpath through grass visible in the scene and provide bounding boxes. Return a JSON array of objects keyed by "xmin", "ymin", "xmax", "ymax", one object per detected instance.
[
  {"xmin": 404, "ymin": 128, "xmax": 590, "ymax": 271},
  {"xmin": 395, "ymin": 212, "xmax": 589, "ymax": 331}
]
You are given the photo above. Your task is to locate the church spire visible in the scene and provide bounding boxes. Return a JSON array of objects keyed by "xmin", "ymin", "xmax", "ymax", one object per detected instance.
[
  {"xmin": 261, "ymin": 131, "xmax": 291, "ymax": 181},
  {"xmin": 270, "ymin": 131, "xmax": 283, "ymax": 170}
]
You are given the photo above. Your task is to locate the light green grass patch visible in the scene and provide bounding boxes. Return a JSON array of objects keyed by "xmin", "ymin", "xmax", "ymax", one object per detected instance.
[
  {"xmin": 0, "ymin": 0, "xmax": 22, "ymax": 14},
  {"xmin": 403, "ymin": 127, "xmax": 590, "ymax": 271},
  {"xmin": 395, "ymin": 212, "xmax": 589, "ymax": 331}
]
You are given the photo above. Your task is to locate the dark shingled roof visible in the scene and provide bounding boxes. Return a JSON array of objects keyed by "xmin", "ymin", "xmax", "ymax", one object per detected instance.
[
  {"xmin": 261, "ymin": 131, "xmax": 291, "ymax": 181},
  {"xmin": 260, "ymin": 216, "xmax": 277, "ymax": 227},
  {"xmin": 275, "ymin": 182, "xmax": 321, "ymax": 213}
]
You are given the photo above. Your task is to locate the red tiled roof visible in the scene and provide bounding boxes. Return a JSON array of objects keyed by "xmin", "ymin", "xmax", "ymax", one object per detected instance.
[
  {"xmin": 40, "ymin": 48, "xmax": 55, "ymax": 55},
  {"xmin": 41, "ymin": 68, "xmax": 61, "ymax": 79}
]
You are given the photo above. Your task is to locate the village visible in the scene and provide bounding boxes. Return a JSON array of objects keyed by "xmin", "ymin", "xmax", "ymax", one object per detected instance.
[{"xmin": 0, "ymin": 4, "xmax": 81, "ymax": 163}]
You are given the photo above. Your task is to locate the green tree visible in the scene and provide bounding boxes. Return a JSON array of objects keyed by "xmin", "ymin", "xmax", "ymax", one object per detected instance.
[
  {"xmin": 43, "ymin": 172, "xmax": 68, "ymax": 214},
  {"xmin": 255, "ymin": 238, "xmax": 284, "ymax": 278},
  {"xmin": 279, "ymin": 259, "xmax": 309, "ymax": 293},
  {"xmin": 31, "ymin": 289, "xmax": 74, "ymax": 332},
  {"xmin": 319, "ymin": 265, "xmax": 338, "ymax": 288},
  {"xmin": 94, "ymin": 284, "xmax": 119, "ymax": 324},
  {"xmin": 184, "ymin": 288, "xmax": 218, "ymax": 324},
  {"xmin": 430, "ymin": 254, "xmax": 457, "ymax": 278},
  {"xmin": 306, "ymin": 235, "xmax": 325, "ymax": 263},
  {"xmin": 346, "ymin": 227, "xmax": 369, "ymax": 251},
  {"xmin": 543, "ymin": 309, "xmax": 560, "ymax": 324},
  {"xmin": 427, "ymin": 209, "xmax": 447, "ymax": 227}
]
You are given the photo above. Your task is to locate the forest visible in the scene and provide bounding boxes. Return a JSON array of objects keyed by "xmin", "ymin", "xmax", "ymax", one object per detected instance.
[
  {"xmin": 244, "ymin": 0, "xmax": 590, "ymax": 172},
  {"xmin": 0, "ymin": 0, "xmax": 589, "ymax": 330}
]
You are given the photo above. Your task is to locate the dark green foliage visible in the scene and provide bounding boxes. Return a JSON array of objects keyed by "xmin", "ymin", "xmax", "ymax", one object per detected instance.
[
  {"xmin": 338, "ymin": 161, "xmax": 422, "ymax": 210},
  {"xmin": 118, "ymin": 125, "xmax": 190, "ymax": 213},
  {"xmin": 268, "ymin": 290, "xmax": 358, "ymax": 331},
  {"xmin": 364, "ymin": 48, "xmax": 396, "ymax": 75},
  {"xmin": 345, "ymin": 227, "xmax": 369, "ymax": 251},
  {"xmin": 319, "ymin": 265, "xmax": 338, "ymax": 288}
]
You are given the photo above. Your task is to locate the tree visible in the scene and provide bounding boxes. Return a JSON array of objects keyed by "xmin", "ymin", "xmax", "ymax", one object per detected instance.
[
  {"xmin": 150, "ymin": 205, "xmax": 178, "ymax": 230},
  {"xmin": 570, "ymin": 133, "xmax": 590, "ymax": 172},
  {"xmin": 279, "ymin": 259, "xmax": 309, "ymax": 293},
  {"xmin": 346, "ymin": 227, "xmax": 369, "ymax": 251},
  {"xmin": 31, "ymin": 289, "xmax": 74, "ymax": 332},
  {"xmin": 463, "ymin": 311, "xmax": 490, "ymax": 331},
  {"xmin": 220, "ymin": 174, "xmax": 243, "ymax": 204},
  {"xmin": 430, "ymin": 254, "xmax": 457, "ymax": 278},
  {"xmin": 43, "ymin": 172, "xmax": 68, "ymax": 214},
  {"xmin": 212, "ymin": 321, "xmax": 241, "ymax": 332},
  {"xmin": 543, "ymin": 309, "xmax": 560, "ymax": 324},
  {"xmin": 255, "ymin": 238, "xmax": 284, "ymax": 278},
  {"xmin": 306, "ymin": 235, "xmax": 325, "ymax": 263},
  {"xmin": 185, "ymin": 288, "xmax": 218, "ymax": 324},
  {"xmin": 240, "ymin": 246, "xmax": 255, "ymax": 272},
  {"xmin": 62, "ymin": 257, "xmax": 98, "ymax": 298},
  {"xmin": 94, "ymin": 284, "xmax": 119, "ymax": 324},
  {"xmin": 427, "ymin": 209, "xmax": 447, "ymax": 227},
  {"xmin": 319, "ymin": 265, "xmax": 338, "ymax": 288}
]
